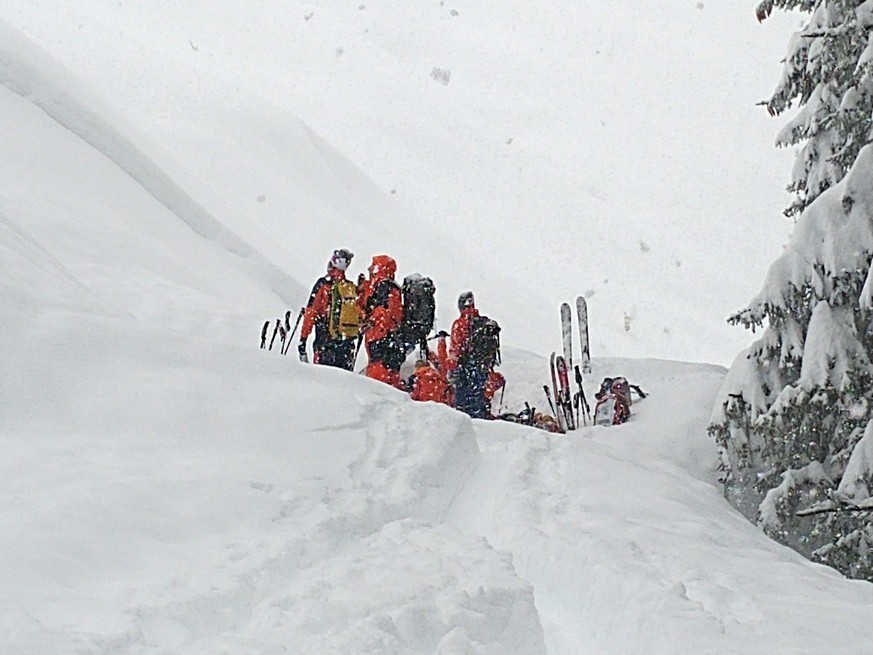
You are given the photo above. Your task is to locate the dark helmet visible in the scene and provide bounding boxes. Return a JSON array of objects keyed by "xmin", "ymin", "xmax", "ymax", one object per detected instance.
[
  {"xmin": 329, "ymin": 248, "xmax": 354, "ymax": 271},
  {"xmin": 458, "ymin": 291, "xmax": 475, "ymax": 311}
]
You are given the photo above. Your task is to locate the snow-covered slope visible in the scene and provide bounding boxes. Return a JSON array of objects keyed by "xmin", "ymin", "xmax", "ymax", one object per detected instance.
[
  {"xmin": 0, "ymin": 19, "xmax": 301, "ymax": 340},
  {"xmin": 1, "ymin": 5, "xmax": 538, "ymax": 348},
  {"xmin": 6, "ymin": 317, "xmax": 873, "ymax": 653},
  {"xmin": 0, "ymin": 103, "xmax": 276, "ymax": 345},
  {"xmin": 3, "ymin": 0, "xmax": 798, "ymax": 364},
  {"xmin": 5, "ymin": 4, "xmax": 873, "ymax": 655}
]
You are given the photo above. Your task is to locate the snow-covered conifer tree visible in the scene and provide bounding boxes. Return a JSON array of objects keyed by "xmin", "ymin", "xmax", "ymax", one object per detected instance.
[
  {"xmin": 709, "ymin": 0, "xmax": 873, "ymax": 580},
  {"xmin": 757, "ymin": 0, "xmax": 873, "ymax": 218}
]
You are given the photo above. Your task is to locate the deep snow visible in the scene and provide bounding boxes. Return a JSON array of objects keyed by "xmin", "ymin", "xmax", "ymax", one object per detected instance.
[{"xmin": 4, "ymin": 3, "xmax": 873, "ymax": 654}]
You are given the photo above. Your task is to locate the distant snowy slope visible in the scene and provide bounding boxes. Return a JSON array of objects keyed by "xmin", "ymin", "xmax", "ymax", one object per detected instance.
[
  {"xmin": 0, "ymin": 4, "xmax": 551, "ymax": 343},
  {"xmin": 0, "ymin": 88, "xmax": 278, "ymax": 345},
  {"xmin": 0, "ymin": 20, "xmax": 306, "ymax": 323},
  {"xmin": 3, "ymin": 0, "xmax": 797, "ymax": 364}
]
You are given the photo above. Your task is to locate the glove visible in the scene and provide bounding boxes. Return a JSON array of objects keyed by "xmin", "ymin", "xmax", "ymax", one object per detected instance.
[{"xmin": 298, "ymin": 340, "xmax": 309, "ymax": 363}]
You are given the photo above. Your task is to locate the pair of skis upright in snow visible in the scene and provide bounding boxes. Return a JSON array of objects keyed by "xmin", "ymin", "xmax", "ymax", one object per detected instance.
[
  {"xmin": 548, "ymin": 296, "xmax": 592, "ymax": 433},
  {"xmin": 561, "ymin": 296, "xmax": 591, "ymax": 375}
]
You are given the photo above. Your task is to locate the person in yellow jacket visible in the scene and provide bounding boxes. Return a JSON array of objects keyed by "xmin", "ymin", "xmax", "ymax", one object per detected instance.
[{"xmin": 298, "ymin": 248, "xmax": 358, "ymax": 370}]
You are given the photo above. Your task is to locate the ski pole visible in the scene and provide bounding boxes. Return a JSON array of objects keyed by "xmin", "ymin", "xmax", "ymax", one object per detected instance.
[
  {"xmin": 351, "ymin": 333, "xmax": 365, "ymax": 372},
  {"xmin": 574, "ymin": 365, "xmax": 592, "ymax": 422},
  {"xmin": 260, "ymin": 320, "xmax": 270, "ymax": 349},
  {"xmin": 268, "ymin": 318, "xmax": 280, "ymax": 351},
  {"xmin": 543, "ymin": 385, "xmax": 557, "ymax": 417},
  {"xmin": 283, "ymin": 308, "xmax": 304, "ymax": 355},
  {"xmin": 497, "ymin": 380, "xmax": 506, "ymax": 414},
  {"xmin": 573, "ymin": 392, "xmax": 581, "ymax": 427}
]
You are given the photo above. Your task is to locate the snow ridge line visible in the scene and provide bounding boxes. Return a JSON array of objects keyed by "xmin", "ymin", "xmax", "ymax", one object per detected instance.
[
  {"xmin": 0, "ymin": 209, "xmax": 120, "ymax": 317},
  {"xmin": 0, "ymin": 19, "xmax": 301, "ymax": 306}
]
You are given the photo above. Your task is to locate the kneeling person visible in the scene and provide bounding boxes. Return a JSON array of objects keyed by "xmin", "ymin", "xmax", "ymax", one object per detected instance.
[{"xmin": 405, "ymin": 359, "xmax": 452, "ymax": 406}]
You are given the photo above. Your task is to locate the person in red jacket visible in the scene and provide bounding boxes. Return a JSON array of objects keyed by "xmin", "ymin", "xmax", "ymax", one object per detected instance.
[
  {"xmin": 358, "ymin": 254, "xmax": 405, "ymax": 387},
  {"xmin": 448, "ymin": 292, "xmax": 476, "ymax": 371},
  {"xmin": 298, "ymin": 248, "xmax": 358, "ymax": 370},
  {"xmin": 449, "ymin": 290, "xmax": 491, "ymax": 418},
  {"xmin": 405, "ymin": 359, "xmax": 452, "ymax": 406}
]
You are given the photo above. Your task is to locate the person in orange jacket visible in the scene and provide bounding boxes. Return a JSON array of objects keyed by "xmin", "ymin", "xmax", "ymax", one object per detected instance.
[
  {"xmin": 429, "ymin": 330, "xmax": 450, "ymax": 375},
  {"xmin": 298, "ymin": 248, "xmax": 358, "ymax": 370},
  {"xmin": 358, "ymin": 254, "xmax": 406, "ymax": 387},
  {"xmin": 404, "ymin": 359, "xmax": 453, "ymax": 406},
  {"xmin": 484, "ymin": 369, "xmax": 506, "ymax": 415},
  {"xmin": 424, "ymin": 329, "xmax": 454, "ymax": 405}
]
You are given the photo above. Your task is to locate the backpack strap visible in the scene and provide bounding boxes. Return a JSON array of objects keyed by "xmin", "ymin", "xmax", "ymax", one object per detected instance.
[
  {"xmin": 456, "ymin": 313, "xmax": 477, "ymax": 363},
  {"xmin": 363, "ymin": 279, "xmax": 403, "ymax": 343},
  {"xmin": 301, "ymin": 276, "xmax": 334, "ymax": 341},
  {"xmin": 306, "ymin": 276, "xmax": 331, "ymax": 305},
  {"xmin": 366, "ymin": 279, "xmax": 400, "ymax": 313},
  {"xmin": 465, "ymin": 314, "xmax": 475, "ymax": 354}
]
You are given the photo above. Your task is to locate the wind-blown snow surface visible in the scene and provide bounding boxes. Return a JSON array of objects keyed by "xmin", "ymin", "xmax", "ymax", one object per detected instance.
[{"xmin": 5, "ymin": 5, "xmax": 873, "ymax": 655}]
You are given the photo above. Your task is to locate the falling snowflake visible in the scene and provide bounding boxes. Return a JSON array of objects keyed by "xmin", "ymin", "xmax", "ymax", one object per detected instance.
[{"xmin": 430, "ymin": 68, "xmax": 452, "ymax": 86}]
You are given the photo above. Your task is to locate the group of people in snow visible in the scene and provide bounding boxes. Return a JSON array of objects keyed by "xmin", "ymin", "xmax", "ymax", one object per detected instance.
[{"xmin": 298, "ymin": 248, "xmax": 504, "ymax": 419}]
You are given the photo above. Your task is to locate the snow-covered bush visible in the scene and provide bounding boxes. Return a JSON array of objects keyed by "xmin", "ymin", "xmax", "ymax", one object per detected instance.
[{"xmin": 710, "ymin": 0, "xmax": 873, "ymax": 580}]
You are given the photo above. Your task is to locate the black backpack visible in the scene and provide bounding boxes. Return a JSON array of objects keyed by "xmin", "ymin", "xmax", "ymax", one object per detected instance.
[
  {"xmin": 465, "ymin": 314, "xmax": 501, "ymax": 367},
  {"xmin": 401, "ymin": 274, "xmax": 436, "ymax": 341}
]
